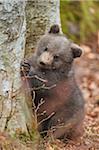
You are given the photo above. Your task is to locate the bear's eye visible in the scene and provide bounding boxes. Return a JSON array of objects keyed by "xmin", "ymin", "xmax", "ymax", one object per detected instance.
[
  {"xmin": 54, "ymin": 55, "xmax": 59, "ymax": 61},
  {"xmin": 44, "ymin": 47, "xmax": 48, "ymax": 51}
]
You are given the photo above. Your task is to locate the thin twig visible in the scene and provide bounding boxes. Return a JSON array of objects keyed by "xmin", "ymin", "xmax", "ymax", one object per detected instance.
[
  {"xmin": 24, "ymin": 74, "xmax": 47, "ymax": 83},
  {"xmin": 32, "ymin": 84, "xmax": 46, "ymax": 90},
  {"xmin": 37, "ymin": 110, "xmax": 46, "ymax": 117},
  {"xmin": 32, "ymin": 91, "xmax": 36, "ymax": 109},
  {"xmin": 38, "ymin": 112, "xmax": 55, "ymax": 126},
  {"xmin": 30, "ymin": 84, "xmax": 56, "ymax": 91},
  {"xmin": 34, "ymin": 75, "xmax": 48, "ymax": 83},
  {"xmin": 35, "ymin": 98, "xmax": 45, "ymax": 113}
]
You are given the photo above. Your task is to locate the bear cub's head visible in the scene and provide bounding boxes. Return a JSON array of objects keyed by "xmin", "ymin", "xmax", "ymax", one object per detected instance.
[{"xmin": 35, "ymin": 25, "xmax": 83, "ymax": 71}]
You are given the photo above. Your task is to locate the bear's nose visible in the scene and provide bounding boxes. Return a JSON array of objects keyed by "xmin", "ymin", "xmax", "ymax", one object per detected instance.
[
  {"xmin": 38, "ymin": 52, "xmax": 53, "ymax": 67},
  {"xmin": 40, "ymin": 61, "xmax": 45, "ymax": 66}
]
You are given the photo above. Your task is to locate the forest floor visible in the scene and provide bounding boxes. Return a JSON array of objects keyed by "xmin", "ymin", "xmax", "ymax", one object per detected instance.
[{"xmin": 45, "ymin": 45, "xmax": 99, "ymax": 150}]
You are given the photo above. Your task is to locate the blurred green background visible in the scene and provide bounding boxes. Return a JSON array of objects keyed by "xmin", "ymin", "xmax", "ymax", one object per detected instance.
[{"xmin": 60, "ymin": 0, "xmax": 99, "ymax": 45}]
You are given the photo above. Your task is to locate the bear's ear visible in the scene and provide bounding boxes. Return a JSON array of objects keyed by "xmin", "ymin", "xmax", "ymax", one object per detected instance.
[
  {"xmin": 71, "ymin": 43, "xmax": 83, "ymax": 58},
  {"xmin": 49, "ymin": 24, "xmax": 60, "ymax": 34}
]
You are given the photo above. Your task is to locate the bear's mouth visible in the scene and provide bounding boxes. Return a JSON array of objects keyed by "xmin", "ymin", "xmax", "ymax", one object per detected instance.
[
  {"xmin": 38, "ymin": 62, "xmax": 57, "ymax": 70},
  {"xmin": 40, "ymin": 66, "xmax": 58, "ymax": 71}
]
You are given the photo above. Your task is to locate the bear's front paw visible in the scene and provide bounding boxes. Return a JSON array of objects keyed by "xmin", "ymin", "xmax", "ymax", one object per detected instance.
[{"xmin": 20, "ymin": 59, "xmax": 31, "ymax": 77}]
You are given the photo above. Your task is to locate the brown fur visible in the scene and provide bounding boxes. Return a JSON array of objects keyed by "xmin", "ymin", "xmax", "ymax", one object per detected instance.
[{"xmin": 20, "ymin": 25, "xmax": 84, "ymax": 141}]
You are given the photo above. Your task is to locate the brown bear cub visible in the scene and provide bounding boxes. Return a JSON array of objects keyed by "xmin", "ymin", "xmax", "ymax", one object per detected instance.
[{"xmin": 20, "ymin": 25, "xmax": 84, "ymax": 141}]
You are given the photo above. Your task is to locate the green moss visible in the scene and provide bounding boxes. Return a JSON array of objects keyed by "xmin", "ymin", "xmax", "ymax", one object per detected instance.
[
  {"xmin": 14, "ymin": 130, "xmax": 40, "ymax": 143},
  {"xmin": 60, "ymin": 0, "xmax": 99, "ymax": 43}
]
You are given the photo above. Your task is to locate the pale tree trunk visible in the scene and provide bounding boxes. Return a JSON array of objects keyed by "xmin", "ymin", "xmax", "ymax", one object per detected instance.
[
  {"xmin": 0, "ymin": 0, "xmax": 34, "ymax": 136},
  {"xmin": 25, "ymin": 0, "xmax": 61, "ymax": 56},
  {"xmin": 0, "ymin": 0, "xmax": 61, "ymax": 149}
]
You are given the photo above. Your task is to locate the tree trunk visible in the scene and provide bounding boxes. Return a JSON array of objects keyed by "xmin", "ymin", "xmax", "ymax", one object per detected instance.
[
  {"xmin": 25, "ymin": 0, "xmax": 61, "ymax": 56},
  {"xmin": 0, "ymin": 0, "xmax": 61, "ymax": 148},
  {"xmin": 0, "ymin": 0, "xmax": 34, "ymax": 136}
]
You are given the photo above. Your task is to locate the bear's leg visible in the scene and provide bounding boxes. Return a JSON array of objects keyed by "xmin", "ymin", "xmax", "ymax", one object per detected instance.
[
  {"xmin": 47, "ymin": 122, "xmax": 83, "ymax": 141},
  {"xmin": 47, "ymin": 111, "xmax": 84, "ymax": 141},
  {"xmin": 66, "ymin": 121, "xmax": 84, "ymax": 142},
  {"xmin": 47, "ymin": 126, "xmax": 68, "ymax": 140}
]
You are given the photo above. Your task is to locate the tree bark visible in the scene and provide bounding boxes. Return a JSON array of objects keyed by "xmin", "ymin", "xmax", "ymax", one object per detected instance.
[
  {"xmin": 25, "ymin": 0, "xmax": 61, "ymax": 56},
  {"xmin": 0, "ymin": 0, "xmax": 34, "ymax": 136},
  {"xmin": 0, "ymin": 0, "xmax": 61, "ymax": 146}
]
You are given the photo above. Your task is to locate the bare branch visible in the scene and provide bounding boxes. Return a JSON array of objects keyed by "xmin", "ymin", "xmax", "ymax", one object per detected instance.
[
  {"xmin": 38, "ymin": 112, "xmax": 55, "ymax": 126},
  {"xmin": 23, "ymin": 74, "xmax": 47, "ymax": 83},
  {"xmin": 34, "ymin": 75, "xmax": 48, "ymax": 83},
  {"xmin": 30, "ymin": 84, "xmax": 56, "ymax": 91},
  {"xmin": 37, "ymin": 110, "xmax": 46, "ymax": 117},
  {"xmin": 35, "ymin": 98, "xmax": 45, "ymax": 113}
]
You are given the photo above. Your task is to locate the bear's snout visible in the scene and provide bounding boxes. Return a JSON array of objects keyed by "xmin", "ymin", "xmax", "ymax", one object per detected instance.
[{"xmin": 38, "ymin": 52, "xmax": 53, "ymax": 68}]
